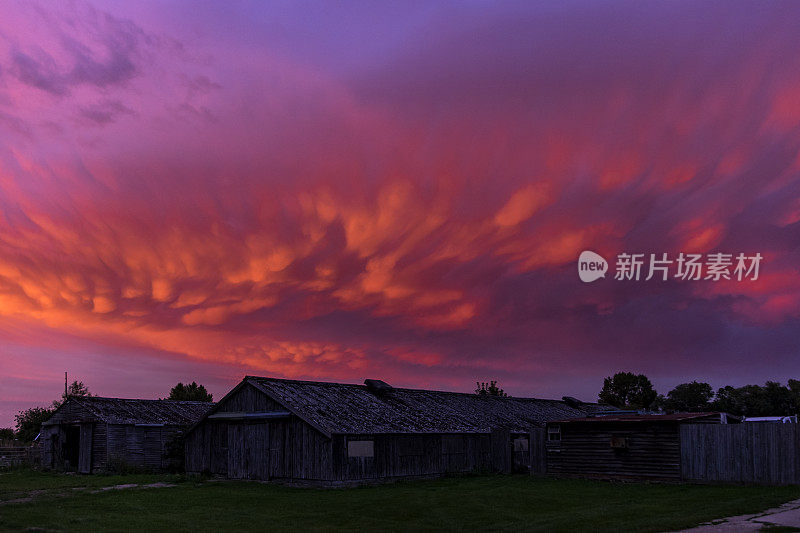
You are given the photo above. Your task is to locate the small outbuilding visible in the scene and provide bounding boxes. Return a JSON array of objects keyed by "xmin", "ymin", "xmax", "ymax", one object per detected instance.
[
  {"xmin": 545, "ymin": 412, "xmax": 740, "ymax": 481},
  {"xmin": 40, "ymin": 396, "xmax": 214, "ymax": 473},
  {"xmin": 185, "ymin": 376, "xmax": 601, "ymax": 482}
]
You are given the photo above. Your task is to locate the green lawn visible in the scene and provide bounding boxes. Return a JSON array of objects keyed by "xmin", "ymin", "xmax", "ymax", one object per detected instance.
[{"xmin": 1, "ymin": 470, "xmax": 799, "ymax": 532}]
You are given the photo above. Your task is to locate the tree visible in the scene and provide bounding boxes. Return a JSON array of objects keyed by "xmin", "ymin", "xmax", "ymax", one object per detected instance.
[
  {"xmin": 0, "ymin": 427, "xmax": 15, "ymax": 442},
  {"xmin": 789, "ymin": 379, "xmax": 800, "ymax": 413},
  {"xmin": 710, "ymin": 381, "xmax": 796, "ymax": 417},
  {"xmin": 14, "ymin": 406, "xmax": 54, "ymax": 443},
  {"xmin": 59, "ymin": 380, "xmax": 92, "ymax": 405},
  {"xmin": 168, "ymin": 381, "xmax": 213, "ymax": 402},
  {"xmin": 759, "ymin": 381, "xmax": 793, "ymax": 415},
  {"xmin": 475, "ymin": 380, "xmax": 507, "ymax": 397},
  {"xmin": 661, "ymin": 381, "xmax": 714, "ymax": 412},
  {"xmin": 598, "ymin": 372, "xmax": 657, "ymax": 409}
]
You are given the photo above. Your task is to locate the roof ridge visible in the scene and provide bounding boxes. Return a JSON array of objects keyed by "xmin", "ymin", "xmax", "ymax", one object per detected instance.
[
  {"xmin": 73, "ymin": 396, "xmax": 214, "ymax": 404},
  {"xmin": 246, "ymin": 375, "xmax": 566, "ymax": 403}
]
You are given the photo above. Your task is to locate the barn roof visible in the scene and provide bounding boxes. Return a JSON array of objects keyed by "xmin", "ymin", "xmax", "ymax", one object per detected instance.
[
  {"xmin": 45, "ymin": 396, "xmax": 215, "ymax": 426},
  {"xmin": 551, "ymin": 412, "xmax": 737, "ymax": 423},
  {"xmin": 243, "ymin": 376, "xmax": 598, "ymax": 435}
]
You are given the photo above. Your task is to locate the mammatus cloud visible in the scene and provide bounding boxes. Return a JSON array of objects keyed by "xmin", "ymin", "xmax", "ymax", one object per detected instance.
[{"xmin": 0, "ymin": 1, "xmax": 799, "ymax": 425}]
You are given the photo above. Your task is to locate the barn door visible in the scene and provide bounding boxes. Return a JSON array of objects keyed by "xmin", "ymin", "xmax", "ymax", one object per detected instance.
[
  {"xmin": 269, "ymin": 421, "xmax": 286, "ymax": 478},
  {"xmin": 210, "ymin": 422, "xmax": 228, "ymax": 475},
  {"xmin": 78, "ymin": 423, "xmax": 93, "ymax": 473},
  {"xmin": 227, "ymin": 423, "xmax": 247, "ymax": 479},
  {"xmin": 245, "ymin": 422, "xmax": 270, "ymax": 480}
]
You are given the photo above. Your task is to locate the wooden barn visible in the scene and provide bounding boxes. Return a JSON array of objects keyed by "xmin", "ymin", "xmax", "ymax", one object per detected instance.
[
  {"xmin": 545, "ymin": 412, "xmax": 741, "ymax": 482},
  {"xmin": 40, "ymin": 396, "xmax": 214, "ymax": 473},
  {"xmin": 185, "ymin": 376, "xmax": 602, "ymax": 482}
]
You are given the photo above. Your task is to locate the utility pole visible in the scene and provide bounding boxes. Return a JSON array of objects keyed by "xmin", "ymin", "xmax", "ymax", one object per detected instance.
[{"xmin": 65, "ymin": 372, "xmax": 68, "ymax": 398}]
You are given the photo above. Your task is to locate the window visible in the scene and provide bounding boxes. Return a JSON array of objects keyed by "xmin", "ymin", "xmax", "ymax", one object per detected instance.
[
  {"xmin": 347, "ymin": 440, "xmax": 374, "ymax": 458},
  {"xmin": 513, "ymin": 437, "xmax": 529, "ymax": 452},
  {"xmin": 547, "ymin": 425, "xmax": 561, "ymax": 442}
]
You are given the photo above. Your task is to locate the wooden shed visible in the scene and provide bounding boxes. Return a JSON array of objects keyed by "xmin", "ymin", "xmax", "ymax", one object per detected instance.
[
  {"xmin": 40, "ymin": 397, "xmax": 214, "ymax": 473},
  {"xmin": 545, "ymin": 412, "xmax": 740, "ymax": 481},
  {"xmin": 185, "ymin": 376, "xmax": 601, "ymax": 483}
]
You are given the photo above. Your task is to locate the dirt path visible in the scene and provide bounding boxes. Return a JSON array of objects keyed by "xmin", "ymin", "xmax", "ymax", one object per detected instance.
[
  {"xmin": 677, "ymin": 498, "xmax": 800, "ymax": 531},
  {"xmin": 0, "ymin": 482, "xmax": 176, "ymax": 506}
]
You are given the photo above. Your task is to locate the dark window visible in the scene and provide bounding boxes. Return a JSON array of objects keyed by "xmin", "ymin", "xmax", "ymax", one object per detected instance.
[{"xmin": 347, "ymin": 440, "xmax": 374, "ymax": 458}]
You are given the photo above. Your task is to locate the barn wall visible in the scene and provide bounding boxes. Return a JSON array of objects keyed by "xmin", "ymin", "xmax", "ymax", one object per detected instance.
[
  {"xmin": 107, "ymin": 423, "xmax": 126, "ymax": 466},
  {"xmin": 40, "ymin": 422, "xmax": 105, "ymax": 473},
  {"xmin": 187, "ymin": 417, "xmax": 332, "ymax": 480},
  {"xmin": 92, "ymin": 423, "xmax": 108, "ymax": 470},
  {"xmin": 219, "ymin": 383, "xmax": 286, "ymax": 412},
  {"xmin": 289, "ymin": 417, "xmax": 331, "ymax": 479},
  {"xmin": 185, "ymin": 422, "xmax": 210, "ymax": 473},
  {"xmin": 40, "ymin": 425, "xmax": 61, "ymax": 469},
  {"xmin": 330, "ymin": 433, "xmax": 493, "ymax": 481},
  {"xmin": 41, "ymin": 401, "xmax": 91, "ymax": 470},
  {"xmin": 185, "ymin": 382, "xmax": 333, "ymax": 480},
  {"xmin": 104, "ymin": 423, "xmax": 181, "ymax": 471},
  {"xmin": 546, "ymin": 422, "xmax": 682, "ymax": 481}
]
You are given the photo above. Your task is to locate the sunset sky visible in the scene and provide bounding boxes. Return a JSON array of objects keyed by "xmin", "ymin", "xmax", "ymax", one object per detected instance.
[{"xmin": 1, "ymin": 1, "xmax": 800, "ymax": 426}]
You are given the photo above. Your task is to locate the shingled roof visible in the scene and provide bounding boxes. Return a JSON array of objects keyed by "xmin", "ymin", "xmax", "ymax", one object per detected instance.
[
  {"xmin": 45, "ymin": 396, "xmax": 214, "ymax": 426},
  {"xmin": 244, "ymin": 376, "xmax": 595, "ymax": 435}
]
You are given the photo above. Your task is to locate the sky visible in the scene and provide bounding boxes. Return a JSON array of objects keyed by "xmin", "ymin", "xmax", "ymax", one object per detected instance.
[{"xmin": 1, "ymin": 0, "xmax": 800, "ymax": 427}]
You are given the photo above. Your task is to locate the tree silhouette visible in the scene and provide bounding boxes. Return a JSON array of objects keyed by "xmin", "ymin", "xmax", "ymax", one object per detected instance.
[
  {"xmin": 598, "ymin": 372, "xmax": 657, "ymax": 409},
  {"xmin": 660, "ymin": 381, "xmax": 713, "ymax": 412},
  {"xmin": 475, "ymin": 380, "xmax": 507, "ymax": 397},
  {"xmin": 168, "ymin": 381, "xmax": 213, "ymax": 402}
]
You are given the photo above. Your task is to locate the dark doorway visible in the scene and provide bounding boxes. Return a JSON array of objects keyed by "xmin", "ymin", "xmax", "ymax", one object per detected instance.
[{"xmin": 64, "ymin": 425, "xmax": 80, "ymax": 470}]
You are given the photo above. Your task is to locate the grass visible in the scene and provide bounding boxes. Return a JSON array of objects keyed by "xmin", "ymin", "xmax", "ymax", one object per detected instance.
[
  {"xmin": 0, "ymin": 468, "xmax": 184, "ymax": 497},
  {"xmin": 1, "ymin": 470, "xmax": 799, "ymax": 532}
]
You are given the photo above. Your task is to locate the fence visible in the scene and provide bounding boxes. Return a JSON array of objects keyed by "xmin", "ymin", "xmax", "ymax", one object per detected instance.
[
  {"xmin": 0, "ymin": 446, "xmax": 40, "ymax": 468},
  {"xmin": 680, "ymin": 423, "xmax": 800, "ymax": 485}
]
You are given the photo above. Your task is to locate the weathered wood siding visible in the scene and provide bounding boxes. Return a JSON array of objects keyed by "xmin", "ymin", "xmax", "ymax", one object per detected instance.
[
  {"xmin": 185, "ymin": 382, "xmax": 333, "ymax": 480},
  {"xmin": 92, "ymin": 423, "xmax": 107, "ymax": 470},
  {"xmin": 546, "ymin": 421, "xmax": 682, "ymax": 481},
  {"xmin": 40, "ymin": 426, "xmax": 58, "ymax": 469},
  {"xmin": 442, "ymin": 433, "xmax": 492, "ymax": 473},
  {"xmin": 78, "ymin": 423, "xmax": 93, "ymax": 473},
  {"xmin": 490, "ymin": 427, "xmax": 512, "ymax": 473},
  {"xmin": 329, "ymin": 433, "xmax": 493, "ymax": 481},
  {"xmin": 105, "ymin": 423, "xmax": 180, "ymax": 471},
  {"xmin": 41, "ymin": 404, "xmax": 99, "ymax": 472},
  {"xmin": 529, "ymin": 428, "xmax": 547, "ymax": 475},
  {"xmin": 220, "ymin": 383, "xmax": 286, "ymax": 412},
  {"xmin": 681, "ymin": 423, "xmax": 800, "ymax": 485}
]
